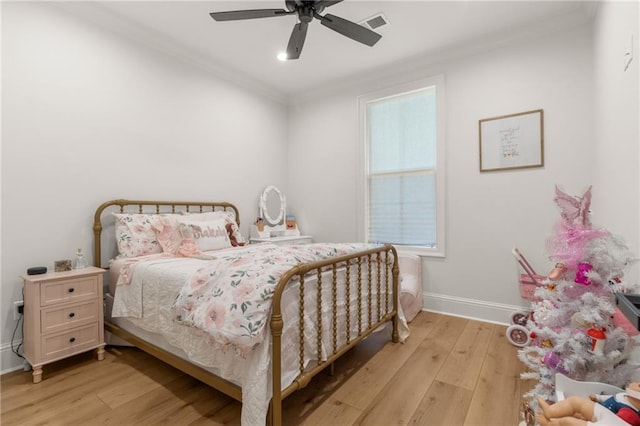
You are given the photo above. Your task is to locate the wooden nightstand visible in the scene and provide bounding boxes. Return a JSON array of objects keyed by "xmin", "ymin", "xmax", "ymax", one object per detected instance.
[
  {"xmin": 22, "ymin": 266, "xmax": 106, "ymax": 383},
  {"xmin": 250, "ymin": 235, "xmax": 313, "ymax": 246}
]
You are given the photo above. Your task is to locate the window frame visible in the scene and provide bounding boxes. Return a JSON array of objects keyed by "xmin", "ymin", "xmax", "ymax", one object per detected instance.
[{"xmin": 357, "ymin": 75, "xmax": 446, "ymax": 258}]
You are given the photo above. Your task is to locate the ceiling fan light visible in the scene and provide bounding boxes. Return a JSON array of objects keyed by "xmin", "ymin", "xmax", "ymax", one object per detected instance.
[{"xmin": 277, "ymin": 52, "xmax": 289, "ymax": 61}]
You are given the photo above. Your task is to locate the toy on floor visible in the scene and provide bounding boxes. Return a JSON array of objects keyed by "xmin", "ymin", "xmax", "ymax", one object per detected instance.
[
  {"xmin": 506, "ymin": 248, "xmax": 558, "ymax": 347},
  {"xmin": 536, "ymin": 395, "xmax": 628, "ymax": 425},
  {"xmin": 536, "ymin": 384, "xmax": 640, "ymax": 426},
  {"xmin": 536, "ymin": 376, "xmax": 640, "ymax": 426}
]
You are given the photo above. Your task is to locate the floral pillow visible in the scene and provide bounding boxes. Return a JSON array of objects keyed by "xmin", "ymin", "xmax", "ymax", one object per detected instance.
[{"xmin": 112, "ymin": 213, "xmax": 163, "ymax": 258}]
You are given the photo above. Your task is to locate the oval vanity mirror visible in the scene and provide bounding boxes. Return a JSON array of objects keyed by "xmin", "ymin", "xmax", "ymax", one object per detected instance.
[{"xmin": 260, "ymin": 186, "xmax": 285, "ymax": 226}]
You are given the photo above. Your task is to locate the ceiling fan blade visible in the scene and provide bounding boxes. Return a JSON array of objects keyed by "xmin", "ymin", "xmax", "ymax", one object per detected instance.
[
  {"xmin": 319, "ymin": 13, "xmax": 382, "ymax": 46},
  {"xmin": 286, "ymin": 22, "xmax": 308, "ymax": 60},
  {"xmin": 209, "ymin": 9, "xmax": 288, "ymax": 22}
]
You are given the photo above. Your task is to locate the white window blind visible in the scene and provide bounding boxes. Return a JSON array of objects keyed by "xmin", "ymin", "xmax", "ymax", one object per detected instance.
[{"xmin": 363, "ymin": 81, "xmax": 443, "ymax": 253}]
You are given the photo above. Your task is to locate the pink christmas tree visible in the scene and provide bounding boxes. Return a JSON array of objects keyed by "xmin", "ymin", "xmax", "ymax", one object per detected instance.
[{"xmin": 517, "ymin": 186, "xmax": 638, "ymax": 404}]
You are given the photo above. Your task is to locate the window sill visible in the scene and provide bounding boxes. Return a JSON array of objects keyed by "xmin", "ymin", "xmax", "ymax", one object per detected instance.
[{"xmin": 394, "ymin": 245, "xmax": 445, "ymax": 258}]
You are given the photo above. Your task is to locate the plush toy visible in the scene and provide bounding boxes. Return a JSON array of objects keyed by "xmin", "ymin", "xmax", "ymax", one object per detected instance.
[
  {"xmin": 536, "ymin": 383, "xmax": 640, "ymax": 425},
  {"xmin": 225, "ymin": 222, "xmax": 247, "ymax": 247},
  {"xmin": 177, "ymin": 223, "xmax": 201, "ymax": 257}
]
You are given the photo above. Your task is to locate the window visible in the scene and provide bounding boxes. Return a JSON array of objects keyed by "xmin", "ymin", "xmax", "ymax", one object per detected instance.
[{"xmin": 358, "ymin": 76, "xmax": 445, "ymax": 257}]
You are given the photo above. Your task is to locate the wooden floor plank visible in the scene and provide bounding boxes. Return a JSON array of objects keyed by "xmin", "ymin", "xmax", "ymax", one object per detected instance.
[
  {"xmin": 286, "ymin": 324, "xmax": 427, "ymax": 425},
  {"xmin": 353, "ymin": 345, "xmax": 447, "ymax": 425},
  {"xmin": 435, "ymin": 320, "xmax": 494, "ymax": 391},
  {"xmin": 463, "ymin": 323, "xmax": 526, "ymax": 425},
  {"xmin": 352, "ymin": 315, "xmax": 470, "ymax": 425},
  {"xmin": 94, "ymin": 375, "xmax": 225, "ymax": 425},
  {"xmin": 95, "ymin": 360, "xmax": 183, "ymax": 409},
  {"xmin": 298, "ymin": 399, "xmax": 363, "ymax": 426},
  {"xmin": 408, "ymin": 380, "xmax": 474, "ymax": 426},
  {"xmin": 327, "ymin": 319, "xmax": 435, "ymax": 410},
  {"xmin": 1, "ymin": 313, "xmax": 528, "ymax": 426}
]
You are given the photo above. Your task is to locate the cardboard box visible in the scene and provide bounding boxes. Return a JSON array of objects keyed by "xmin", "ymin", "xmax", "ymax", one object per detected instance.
[{"xmin": 616, "ymin": 293, "xmax": 640, "ymax": 330}]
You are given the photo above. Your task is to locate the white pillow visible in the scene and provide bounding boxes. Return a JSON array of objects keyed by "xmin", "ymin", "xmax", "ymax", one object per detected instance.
[
  {"xmin": 181, "ymin": 211, "xmax": 235, "ymax": 222},
  {"xmin": 182, "ymin": 210, "xmax": 246, "ymax": 246},
  {"xmin": 178, "ymin": 218, "xmax": 231, "ymax": 252}
]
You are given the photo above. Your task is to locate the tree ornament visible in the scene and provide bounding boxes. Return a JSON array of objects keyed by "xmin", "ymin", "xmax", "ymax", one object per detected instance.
[
  {"xmin": 575, "ymin": 262, "xmax": 593, "ymax": 285},
  {"xmin": 587, "ymin": 328, "xmax": 607, "ymax": 355},
  {"xmin": 543, "ymin": 351, "xmax": 569, "ymax": 375}
]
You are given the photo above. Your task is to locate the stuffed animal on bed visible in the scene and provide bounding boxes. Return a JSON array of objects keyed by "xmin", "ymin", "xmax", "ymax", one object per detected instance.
[
  {"xmin": 226, "ymin": 222, "xmax": 247, "ymax": 247},
  {"xmin": 177, "ymin": 223, "xmax": 202, "ymax": 257}
]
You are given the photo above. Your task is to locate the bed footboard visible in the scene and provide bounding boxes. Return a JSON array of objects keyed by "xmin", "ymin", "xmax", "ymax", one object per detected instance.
[{"xmin": 269, "ymin": 244, "xmax": 399, "ymax": 426}]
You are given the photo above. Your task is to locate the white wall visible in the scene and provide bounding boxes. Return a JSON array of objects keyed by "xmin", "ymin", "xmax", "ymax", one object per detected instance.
[
  {"xmin": 1, "ymin": 3, "xmax": 288, "ymax": 371},
  {"xmin": 288, "ymin": 24, "xmax": 599, "ymax": 323},
  {"xmin": 592, "ymin": 0, "xmax": 640, "ymax": 286},
  {"xmin": 3, "ymin": 1, "xmax": 638, "ymax": 374}
]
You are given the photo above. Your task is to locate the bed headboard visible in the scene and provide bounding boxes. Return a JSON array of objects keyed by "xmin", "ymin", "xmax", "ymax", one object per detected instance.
[{"xmin": 93, "ymin": 199, "xmax": 240, "ymax": 269}]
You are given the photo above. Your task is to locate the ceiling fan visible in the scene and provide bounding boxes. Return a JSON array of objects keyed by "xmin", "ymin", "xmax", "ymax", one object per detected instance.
[{"xmin": 209, "ymin": 0, "xmax": 382, "ymax": 60}]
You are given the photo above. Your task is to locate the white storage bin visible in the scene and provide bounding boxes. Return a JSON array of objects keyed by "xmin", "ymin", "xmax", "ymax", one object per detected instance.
[{"xmin": 398, "ymin": 254, "xmax": 423, "ymax": 322}]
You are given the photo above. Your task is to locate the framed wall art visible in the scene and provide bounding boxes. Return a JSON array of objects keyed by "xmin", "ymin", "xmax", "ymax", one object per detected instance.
[{"xmin": 479, "ymin": 109, "xmax": 544, "ymax": 172}]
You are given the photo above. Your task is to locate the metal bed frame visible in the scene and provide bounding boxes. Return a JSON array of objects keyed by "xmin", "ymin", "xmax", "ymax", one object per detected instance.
[{"xmin": 93, "ymin": 199, "xmax": 400, "ymax": 425}]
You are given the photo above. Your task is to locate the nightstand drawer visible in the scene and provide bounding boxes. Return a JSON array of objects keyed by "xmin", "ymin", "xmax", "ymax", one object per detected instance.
[
  {"xmin": 40, "ymin": 276, "xmax": 99, "ymax": 307},
  {"xmin": 40, "ymin": 322, "xmax": 101, "ymax": 363},
  {"xmin": 41, "ymin": 300, "xmax": 100, "ymax": 334}
]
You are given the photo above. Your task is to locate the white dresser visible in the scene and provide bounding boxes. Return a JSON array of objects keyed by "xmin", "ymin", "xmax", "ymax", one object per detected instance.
[{"xmin": 250, "ymin": 235, "xmax": 313, "ymax": 246}]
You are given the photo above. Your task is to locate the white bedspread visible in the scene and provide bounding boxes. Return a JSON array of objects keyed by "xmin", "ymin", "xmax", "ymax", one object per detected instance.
[{"xmin": 111, "ymin": 244, "xmax": 408, "ymax": 425}]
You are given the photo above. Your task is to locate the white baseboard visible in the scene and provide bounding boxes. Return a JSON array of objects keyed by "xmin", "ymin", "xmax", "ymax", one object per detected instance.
[
  {"xmin": 422, "ymin": 292, "xmax": 529, "ymax": 325},
  {"xmin": 1, "ymin": 340, "xmax": 28, "ymax": 375}
]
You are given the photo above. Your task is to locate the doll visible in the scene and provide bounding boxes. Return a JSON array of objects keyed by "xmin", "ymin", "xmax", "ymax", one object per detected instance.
[
  {"xmin": 590, "ymin": 383, "xmax": 640, "ymax": 425},
  {"xmin": 536, "ymin": 383, "xmax": 640, "ymax": 426},
  {"xmin": 177, "ymin": 223, "xmax": 202, "ymax": 257}
]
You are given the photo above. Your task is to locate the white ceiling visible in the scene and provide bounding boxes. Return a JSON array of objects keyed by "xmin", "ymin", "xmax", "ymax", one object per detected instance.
[{"xmin": 68, "ymin": 1, "xmax": 595, "ymax": 103}]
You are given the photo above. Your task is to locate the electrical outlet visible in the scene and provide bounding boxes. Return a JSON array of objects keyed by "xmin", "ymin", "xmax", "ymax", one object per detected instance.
[{"xmin": 13, "ymin": 301, "xmax": 24, "ymax": 321}]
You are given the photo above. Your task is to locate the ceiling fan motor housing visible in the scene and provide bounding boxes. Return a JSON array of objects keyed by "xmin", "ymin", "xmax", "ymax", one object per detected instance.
[{"xmin": 287, "ymin": 1, "xmax": 327, "ymax": 15}]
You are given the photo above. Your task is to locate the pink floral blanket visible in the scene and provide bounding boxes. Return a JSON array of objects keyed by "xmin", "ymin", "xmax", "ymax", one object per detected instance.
[{"xmin": 172, "ymin": 242, "xmax": 374, "ymax": 354}]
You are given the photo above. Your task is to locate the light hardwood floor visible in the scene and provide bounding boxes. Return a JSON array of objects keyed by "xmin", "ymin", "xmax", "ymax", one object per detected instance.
[{"xmin": 1, "ymin": 312, "xmax": 533, "ymax": 425}]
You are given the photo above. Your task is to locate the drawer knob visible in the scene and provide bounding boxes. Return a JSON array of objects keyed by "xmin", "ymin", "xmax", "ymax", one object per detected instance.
[
  {"xmin": 69, "ymin": 312, "xmax": 75, "ymax": 318},
  {"xmin": 68, "ymin": 288, "xmax": 75, "ymax": 293},
  {"xmin": 69, "ymin": 337, "xmax": 76, "ymax": 343}
]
